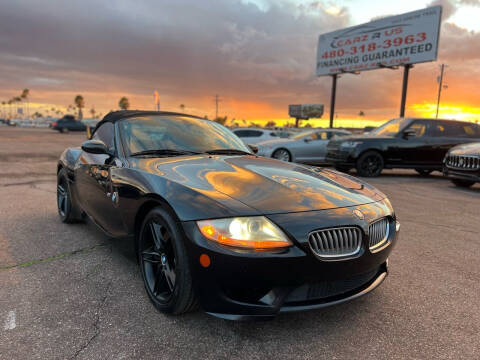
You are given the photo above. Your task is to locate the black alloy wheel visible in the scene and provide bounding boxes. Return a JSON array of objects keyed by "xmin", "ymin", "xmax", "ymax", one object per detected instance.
[
  {"xmin": 356, "ymin": 151, "xmax": 384, "ymax": 177},
  {"xmin": 57, "ymin": 168, "xmax": 84, "ymax": 223},
  {"xmin": 57, "ymin": 168, "xmax": 76, "ymax": 223},
  {"xmin": 137, "ymin": 207, "xmax": 197, "ymax": 314},
  {"xmin": 57, "ymin": 176, "xmax": 69, "ymax": 219},
  {"xmin": 451, "ymin": 179, "xmax": 475, "ymax": 188},
  {"xmin": 415, "ymin": 169, "xmax": 433, "ymax": 176}
]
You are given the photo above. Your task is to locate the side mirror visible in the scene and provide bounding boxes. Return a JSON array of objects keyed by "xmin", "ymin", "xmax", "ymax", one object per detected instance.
[
  {"xmin": 248, "ymin": 144, "xmax": 258, "ymax": 154},
  {"xmin": 81, "ymin": 140, "xmax": 112, "ymax": 155},
  {"xmin": 402, "ymin": 129, "xmax": 416, "ymax": 139},
  {"xmin": 304, "ymin": 138, "xmax": 312, "ymax": 143}
]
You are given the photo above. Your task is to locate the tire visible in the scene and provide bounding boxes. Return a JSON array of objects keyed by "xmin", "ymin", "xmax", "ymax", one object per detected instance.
[
  {"xmin": 356, "ymin": 151, "xmax": 384, "ymax": 177},
  {"xmin": 57, "ymin": 168, "xmax": 82, "ymax": 223},
  {"xmin": 451, "ymin": 179, "xmax": 475, "ymax": 188},
  {"xmin": 137, "ymin": 206, "xmax": 197, "ymax": 315},
  {"xmin": 415, "ymin": 169, "xmax": 433, "ymax": 176},
  {"xmin": 272, "ymin": 148, "xmax": 291, "ymax": 162},
  {"xmin": 334, "ymin": 166, "xmax": 350, "ymax": 173},
  {"xmin": 60, "ymin": 127, "xmax": 69, "ymax": 133}
]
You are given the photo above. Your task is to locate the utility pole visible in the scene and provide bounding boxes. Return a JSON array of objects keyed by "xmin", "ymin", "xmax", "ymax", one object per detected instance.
[
  {"xmin": 214, "ymin": 94, "xmax": 221, "ymax": 120},
  {"xmin": 436, "ymin": 64, "xmax": 446, "ymax": 119}
]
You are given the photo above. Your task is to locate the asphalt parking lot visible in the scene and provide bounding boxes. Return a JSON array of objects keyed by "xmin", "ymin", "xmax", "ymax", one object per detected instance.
[{"xmin": 1, "ymin": 127, "xmax": 479, "ymax": 359}]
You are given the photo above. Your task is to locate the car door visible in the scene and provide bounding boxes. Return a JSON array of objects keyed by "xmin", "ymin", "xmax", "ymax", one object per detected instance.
[
  {"xmin": 74, "ymin": 122, "xmax": 125, "ymax": 235},
  {"xmin": 395, "ymin": 120, "xmax": 435, "ymax": 166},
  {"xmin": 294, "ymin": 131, "xmax": 330, "ymax": 163}
]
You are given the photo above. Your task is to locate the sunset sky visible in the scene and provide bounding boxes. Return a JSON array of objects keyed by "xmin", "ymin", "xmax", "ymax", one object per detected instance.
[{"xmin": 0, "ymin": 0, "xmax": 479, "ymax": 127}]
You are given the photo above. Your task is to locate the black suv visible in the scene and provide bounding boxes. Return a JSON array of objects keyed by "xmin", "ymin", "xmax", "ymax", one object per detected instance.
[
  {"xmin": 326, "ymin": 118, "xmax": 480, "ymax": 177},
  {"xmin": 51, "ymin": 115, "xmax": 87, "ymax": 133}
]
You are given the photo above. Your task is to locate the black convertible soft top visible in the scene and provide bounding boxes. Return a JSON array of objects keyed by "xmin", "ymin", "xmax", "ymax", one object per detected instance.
[{"xmin": 92, "ymin": 110, "xmax": 201, "ymax": 136}]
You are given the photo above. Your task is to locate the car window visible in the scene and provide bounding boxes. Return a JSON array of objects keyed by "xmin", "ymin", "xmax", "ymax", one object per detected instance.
[
  {"xmin": 92, "ymin": 122, "xmax": 115, "ymax": 150},
  {"xmin": 249, "ymin": 130, "xmax": 263, "ymax": 137},
  {"xmin": 233, "ymin": 130, "xmax": 249, "ymax": 137},
  {"xmin": 373, "ymin": 118, "xmax": 410, "ymax": 136},
  {"xmin": 119, "ymin": 116, "xmax": 251, "ymax": 154},
  {"xmin": 292, "ymin": 131, "xmax": 315, "ymax": 140},
  {"xmin": 462, "ymin": 124, "xmax": 479, "ymax": 137},
  {"xmin": 277, "ymin": 132, "xmax": 291, "ymax": 138},
  {"xmin": 405, "ymin": 120, "xmax": 429, "ymax": 137},
  {"xmin": 442, "ymin": 122, "xmax": 480, "ymax": 137},
  {"xmin": 430, "ymin": 122, "xmax": 447, "ymax": 137},
  {"xmin": 316, "ymin": 131, "xmax": 329, "ymax": 140}
]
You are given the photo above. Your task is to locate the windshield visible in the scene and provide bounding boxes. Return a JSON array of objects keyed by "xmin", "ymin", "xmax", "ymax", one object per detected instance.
[
  {"xmin": 372, "ymin": 118, "xmax": 411, "ymax": 136},
  {"xmin": 119, "ymin": 116, "xmax": 252, "ymax": 155},
  {"xmin": 292, "ymin": 131, "xmax": 315, "ymax": 140}
]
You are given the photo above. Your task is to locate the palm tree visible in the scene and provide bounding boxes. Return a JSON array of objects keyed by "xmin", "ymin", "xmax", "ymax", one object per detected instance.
[
  {"xmin": 179, "ymin": 104, "xmax": 185, "ymax": 112},
  {"xmin": 90, "ymin": 108, "xmax": 96, "ymax": 118},
  {"xmin": 7, "ymin": 99, "xmax": 13, "ymax": 118},
  {"xmin": 14, "ymin": 97, "xmax": 22, "ymax": 118},
  {"xmin": 118, "ymin": 97, "xmax": 130, "ymax": 110},
  {"xmin": 20, "ymin": 89, "xmax": 30, "ymax": 119},
  {"xmin": 1, "ymin": 101, "xmax": 5, "ymax": 118},
  {"xmin": 74, "ymin": 95, "xmax": 85, "ymax": 120}
]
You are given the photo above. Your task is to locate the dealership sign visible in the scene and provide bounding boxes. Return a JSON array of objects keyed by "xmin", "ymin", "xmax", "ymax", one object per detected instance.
[
  {"xmin": 316, "ymin": 6, "xmax": 442, "ymax": 76},
  {"xmin": 289, "ymin": 104, "xmax": 324, "ymax": 119}
]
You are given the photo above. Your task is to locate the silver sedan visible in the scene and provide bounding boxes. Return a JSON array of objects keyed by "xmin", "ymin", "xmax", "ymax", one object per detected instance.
[{"xmin": 256, "ymin": 129, "xmax": 351, "ymax": 164}]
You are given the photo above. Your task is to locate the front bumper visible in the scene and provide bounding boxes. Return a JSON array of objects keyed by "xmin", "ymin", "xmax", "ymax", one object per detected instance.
[
  {"xmin": 256, "ymin": 146, "xmax": 275, "ymax": 158},
  {"xmin": 181, "ymin": 202, "xmax": 398, "ymax": 320},
  {"xmin": 325, "ymin": 147, "xmax": 357, "ymax": 166},
  {"xmin": 443, "ymin": 165, "xmax": 480, "ymax": 183}
]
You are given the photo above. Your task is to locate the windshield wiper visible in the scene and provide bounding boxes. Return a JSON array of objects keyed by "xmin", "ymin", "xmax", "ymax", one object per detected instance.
[
  {"xmin": 205, "ymin": 149, "xmax": 252, "ymax": 155},
  {"xmin": 130, "ymin": 149, "xmax": 201, "ymax": 157}
]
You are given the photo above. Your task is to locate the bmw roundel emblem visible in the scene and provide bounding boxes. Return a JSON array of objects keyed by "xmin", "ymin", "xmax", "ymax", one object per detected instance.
[{"xmin": 353, "ymin": 209, "xmax": 364, "ymax": 220}]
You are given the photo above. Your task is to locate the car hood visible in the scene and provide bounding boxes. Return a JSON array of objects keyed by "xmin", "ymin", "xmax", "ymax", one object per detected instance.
[
  {"xmin": 132, "ymin": 155, "xmax": 386, "ymax": 214},
  {"xmin": 448, "ymin": 142, "xmax": 480, "ymax": 156}
]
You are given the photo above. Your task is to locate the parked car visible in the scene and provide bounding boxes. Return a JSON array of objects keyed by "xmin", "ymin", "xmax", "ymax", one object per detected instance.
[
  {"xmin": 57, "ymin": 110, "xmax": 399, "ymax": 320},
  {"xmin": 233, "ymin": 128, "xmax": 291, "ymax": 145},
  {"xmin": 50, "ymin": 115, "xmax": 87, "ymax": 133},
  {"xmin": 326, "ymin": 118, "xmax": 480, "ymax": 177},
  {"xmin": 443, "ymin": 142, "xmax": 480, "ymax": 188},
  {"xmin": 257, "ymin": 129, "xmax": 351, "ymax": 164}
]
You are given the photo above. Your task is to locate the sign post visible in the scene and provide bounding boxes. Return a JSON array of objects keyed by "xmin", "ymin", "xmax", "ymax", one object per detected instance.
[
  {"xmin": 399, "ymin": 64, "xmax": 413, "ymax": 117},
  {"xmin": 316, "ymin": 6, "xmax": 442, "ymax": 122},
  {"xmin": 329, "ymin": 74, "xmax": 337, "ymax": 128}
]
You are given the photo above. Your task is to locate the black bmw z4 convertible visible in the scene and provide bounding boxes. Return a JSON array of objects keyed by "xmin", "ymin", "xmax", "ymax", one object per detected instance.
[{"xmin": 57, "ymin": 110, "xmax": 399, "ymax": 320}]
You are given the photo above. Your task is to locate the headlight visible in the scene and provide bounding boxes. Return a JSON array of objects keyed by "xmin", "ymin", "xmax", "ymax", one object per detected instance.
[
  {"xmin": 197, "ymin": 216, "xmax": 292, "ymax": 251},
  {"xmin": 340, "ymin": 141, "xmax": 363, "ymax": 148}
]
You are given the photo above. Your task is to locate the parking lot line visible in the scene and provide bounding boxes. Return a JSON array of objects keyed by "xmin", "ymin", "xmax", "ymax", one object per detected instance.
[{"xmin": 4, "ymin": 310, "xmax": 16, "ymax": 330}]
